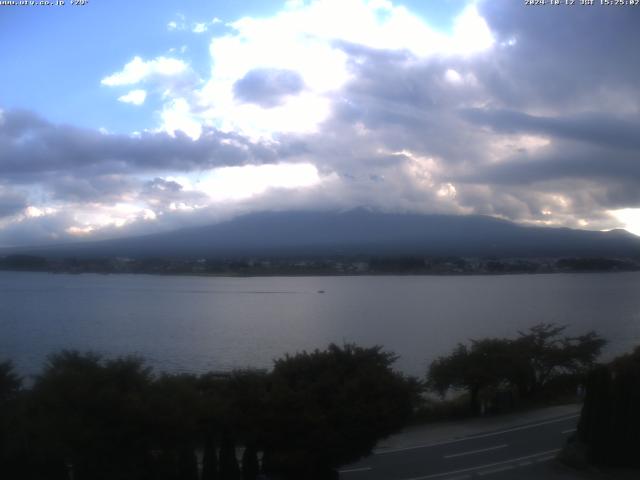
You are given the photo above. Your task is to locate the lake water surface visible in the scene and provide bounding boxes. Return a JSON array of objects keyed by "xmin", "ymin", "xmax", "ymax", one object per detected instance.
[{"xmin": 1, "ymin": 271, "xmax": 639, "ymax": 378}]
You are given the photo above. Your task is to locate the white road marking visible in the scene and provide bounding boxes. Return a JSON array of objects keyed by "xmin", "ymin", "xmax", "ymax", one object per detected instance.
[
  {"xmin": 338, "ymin": 466, "xmax": 372, "ymax": 474},
  {"xmin": 478, "ymin": 464, "xmax": 515, "ymax": 476},
  {"xmin": 397, "ymin": 448, "xmax": 561, "ymax": 480},
  {"xmin": 444, "ymin": 444, "xmax": 508, "ymax": 459},
  {"xmin": 561, "ymin": 428, "xmax": 577, "ymax": 434},
  {"xmin": 535, "ymin": 455, "xmax": 556, "ymax": 463},
  {"xmin": 376, "ymin": 414, "xmax": 579, "ymax": 455}
]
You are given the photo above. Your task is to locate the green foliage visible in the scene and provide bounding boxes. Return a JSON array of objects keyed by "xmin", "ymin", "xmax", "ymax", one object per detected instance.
[
  {"xmin": 0, "ymin": 360, "xmax": 24, "ymax": 476},
  {"xmin": 0, "ymin": 344, "xmax": 419, "ymax": 480},
  {"xmin": 0, "ymin": 360, "xmax": 21, "ymax": 403},
  {"xmin": 241, "ymin": 444, "xmax": 259, "ymax": 480},
  {"xmin": 31, "ymin": 351, "xmax": 155, "ymax": 480},
  {"xmin": 427, "ymin": 323, "xmax": 606, "ymax": 414},
  {"xmin": 578, "ymin": 346, "xmax": 640, "ymax": 467},
  {"xmin": 513, "ymin": 323, "xmax": 606, "ymax": 395},
  {"xmin": 219, "ymin": 432, "xmax": 241, "ymax": 480},
  {"xmin": 428, "ymin": 339, "xmax": 517, "ymax": 414},
  {"xmin": 262, "ymin": 343, "xmax": 420, "ymax": 477}
]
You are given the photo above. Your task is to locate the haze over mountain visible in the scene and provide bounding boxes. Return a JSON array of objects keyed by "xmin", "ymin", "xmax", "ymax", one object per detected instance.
[{"xmin": 7, "ymin": 210, "xmax": 640, "ymax": 260}]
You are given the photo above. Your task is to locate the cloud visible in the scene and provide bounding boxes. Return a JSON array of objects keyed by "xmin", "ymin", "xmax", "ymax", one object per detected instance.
[
  {"xmin": 117, "ymin": 89, "xmax": 147, "ymax": 105},
  {"xmin": 192, "ymin": 22, "xmax": 208, "ymax": 33},
  {"xmin": 0, "ymin": 188, "xmax": 27, "ymax": 219},
  {"xmin": 5, "ymin": 0, "xmax": 640, "ymax": 245},
  {"xmin": 0, "ymin": 109, "xmax": 275, "ymax": 181},
  {"xmin": 101, "ymin": 56, "xmax": 188, "ymax": 87},
  {"xmin": 462, "ymin": 109, "xmax": 640, "ymax": 151},
  {"xmin": 180, "ymin": 0, "xmax": 496, "ymax": 139},
  {"xmin": 167, "ymin": 13, "xmax": 187, "ymax": 32},
  {"xmin": 233, "ymin": 68, "xmax": 305, "ymax": 108}
]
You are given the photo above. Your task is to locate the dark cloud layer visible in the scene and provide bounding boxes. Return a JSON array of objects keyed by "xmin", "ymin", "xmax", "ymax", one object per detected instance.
[
  {"xmin": 462, "ymin": 109, "xmax": 640, "ymax": 151},
  {"xmin": 0, "ymin": 188, "xmax": 26, "ymax": 219},
  {"xmin": 0, "ymin": 110, "xmax": 277, "ymax": 182},
  {"xmin": 233, "ymin": 68, "xmax": 305, "ymax": 108}
]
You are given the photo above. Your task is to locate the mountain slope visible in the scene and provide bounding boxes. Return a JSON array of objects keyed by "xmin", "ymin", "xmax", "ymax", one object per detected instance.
[{"xmin": 6, "ymin": 209, "xmax": 640, "ymax": 259}]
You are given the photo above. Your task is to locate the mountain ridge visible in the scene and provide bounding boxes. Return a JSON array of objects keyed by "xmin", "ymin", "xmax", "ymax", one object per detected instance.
[{"xmin": 3, "ymin": 209, "xmax": 640, "ymax": 259}]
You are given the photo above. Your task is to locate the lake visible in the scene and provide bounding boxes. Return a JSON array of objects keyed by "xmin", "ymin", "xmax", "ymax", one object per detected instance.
[{"xmin": 1, "ymin": 271, "xmax": 639, "ymax": 378}]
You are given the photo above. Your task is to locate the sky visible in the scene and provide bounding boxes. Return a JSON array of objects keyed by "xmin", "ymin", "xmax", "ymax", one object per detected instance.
[{"xmin": 1, "ymin": 0, "xmax": 640, "ymax": 247}]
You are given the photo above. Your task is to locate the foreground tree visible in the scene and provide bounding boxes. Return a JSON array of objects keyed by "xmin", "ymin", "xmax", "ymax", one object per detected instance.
[
  {"xmin": 0, "ymin": 361, "xmax": 24, "ymax": 477},
  {"xmin": 427, "ymin": 324, "xmax": 606, "ymax": 414},
  {"xmin": 575, "ymin": 346, "xmax": 640, "ymax": 467},
  {"xmin": 262, "ymin": 344, "xmax": 420, "ymax": 479},
  {"xmin": 513, "ymin": 323, "xmax": 606, "ymax": 397},
  {"xmin": 147, "ymin": 373, "xmax": 201, "ymax": 480},
  {"xmin": 1, "ymin": 344, "xmax": 423, "ymax": 480},
  {"xmin": 428, "ymin": 339, "xmax": 516, "ymax": 415},
  {"xmin": 30, "ymin": 351, "xmax": 155, "ymax": 480},
  {"xmin": 0, "ymin": 360, "xmax": 21, "ymax": 403}
]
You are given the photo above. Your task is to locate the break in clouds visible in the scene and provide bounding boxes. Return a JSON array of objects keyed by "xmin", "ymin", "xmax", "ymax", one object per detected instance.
[{"xmin": 2, "ymin": 0, "xmax": 640, "ymax": 245}]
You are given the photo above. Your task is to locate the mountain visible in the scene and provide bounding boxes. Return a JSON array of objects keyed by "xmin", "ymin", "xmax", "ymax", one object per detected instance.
[{"xmin": 5, "ymin": 209, "xmax": 640, "ymax": 259}]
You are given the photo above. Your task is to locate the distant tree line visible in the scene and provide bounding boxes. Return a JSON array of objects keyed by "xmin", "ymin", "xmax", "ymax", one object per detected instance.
[
  {"xmin": 426, "ymin": 323, "xmax": 607, "ymax": 415},
  {"xmin": 0, "ymin": 344, "xmax": 419, "ymax": 480},
  {"xmin": 2, "ymin": 254, "xmax": 639, "ymax": 276}
]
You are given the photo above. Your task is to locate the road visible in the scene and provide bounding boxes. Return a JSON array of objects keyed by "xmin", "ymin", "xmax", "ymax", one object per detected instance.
[{"xmin": 339, "ymin": 412, "xmax": 579, "ymax": 480}]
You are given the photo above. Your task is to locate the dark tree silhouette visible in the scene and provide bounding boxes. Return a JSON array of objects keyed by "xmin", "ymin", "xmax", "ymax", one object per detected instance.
[
  {"xmin": 0, "ymin": 361, "xmax": 24, "ymax": 478},
  {"xmin": 577, "ymin": 346, "xmax": 640, "ymax": 467},
  {"xmin": 261, "ymin": 343, "xmax": 419, "ymax": 479},
  {"xmin": 147, "ymin": 372, "xmax": 201, "ymax": 476},
  {"xmin": 219, "ymin": 431, "xmax": 241, "ymax": 480},
  {"xmin": 29, "ymin": 351, "xmax": 155, "ymax": 480},
  {"xmin": 428, "ymin": 324, "xmax": 606, "ymax": 414},
  {"xmin": 428, "ymin": 339, "xmax": 516, "ymax": 415},
  {"xmin": 241, "ymin": 444, "xmax": 260, "ymax": 480},
  {"xmin": 513, "ymin": 323, "xmax": 606, "ymax": 396},
  {"xmin": 1, "ymin": 345, "xmax": 418, "ymax": 480},
  {"xmin": 0, "ymin": 360, "xmax": 21, "ymax": 402},
  {"xmin": 202, "ymin": 433, "xmax": 220, "ymax": 480}
]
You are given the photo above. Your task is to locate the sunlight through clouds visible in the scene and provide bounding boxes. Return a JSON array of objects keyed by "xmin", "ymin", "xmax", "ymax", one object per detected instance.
[
  {"xmin": 195, "ymin": 163, "xmax": 322, "ymax": 202},
  {"xmin": 610, "ymin": 209, "xmax": 640, "ymax": 236},
  {"xmin": 165, "ymin": 0, "xmax": 496, "ymax": 140}
]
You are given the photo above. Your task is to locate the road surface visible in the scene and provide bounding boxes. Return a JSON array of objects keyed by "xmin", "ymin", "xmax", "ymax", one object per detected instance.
[{"xmin": 339, "ymin": 411, "xmax": 579, "ymax": 480}]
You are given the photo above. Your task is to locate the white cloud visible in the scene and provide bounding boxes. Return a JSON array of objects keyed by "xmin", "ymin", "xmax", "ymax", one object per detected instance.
[
  {"xmin": 160, "ymin": 98, "xmax": 202, "ymax": 140},
  {"xmin": 192, "ymin": 22, "xmax": 208, "ymax": 33},
  {"xmin": 167, "ymin": 13, "xmax": 187, "ymax": 31},
  {"xmin": 67, "ymin": 202, "xmax": 156, "ymax": 234},
  {"xmin": 444, "ymin": 69, "xmax": 463, "ymax": 85},
  {"xmin": 105, "ymin": 1, "xmax": 496, "ymax": 142},
  {"xmin": 117, "ymin": 89, "xmax": 147, "ymax": 105},
  {"xmin": 24, "ymin": 206, "xmax": 56, "ymax": 218},
  {"xmin": 451, "ymin": 4, "xmax": 494, "ymax": 55},
  {"xmin": 610, "ymin": 208, "xmax": 640, "ymax": 236},
  {"xmin": 101, "ymin": 56, "xmax": 188, "ymax": 86},
  {"xmin": 172, "ymin": 0, "xmax": 496, "ymax": 140},
  {"xmin": 196, "ymin": 163, "xmax": 322, "ymax": 202}
]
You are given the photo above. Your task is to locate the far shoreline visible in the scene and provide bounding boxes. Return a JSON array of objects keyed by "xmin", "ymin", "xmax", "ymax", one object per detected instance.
[{"xmin": 2, "ymin": 267, "xmax": 640, "ymax": 279}]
